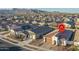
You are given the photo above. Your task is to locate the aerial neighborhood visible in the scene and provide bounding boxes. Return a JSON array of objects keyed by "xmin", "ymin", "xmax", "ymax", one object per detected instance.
[{"xmin": 0, "ymin": 8, "xmax": 79, "ymax": 51}]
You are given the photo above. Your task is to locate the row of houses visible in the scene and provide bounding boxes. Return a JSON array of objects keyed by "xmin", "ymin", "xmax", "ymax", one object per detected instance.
[
  {"xmin": 43, "ymin": 29, "xmax": 79, "ymax": 46},
  {"xmin": 9, "ymin": 24, "xmax": 54, "ymax": 41},
  {"xmin": 9, "ymin": 23, "xmax": 79, "ymax": 46}
]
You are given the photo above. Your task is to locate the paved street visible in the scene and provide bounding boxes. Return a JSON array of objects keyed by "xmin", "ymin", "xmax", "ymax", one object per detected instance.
[{"xmin": 0, "ymin": 39, "xmax": 30, "ymax": 51}]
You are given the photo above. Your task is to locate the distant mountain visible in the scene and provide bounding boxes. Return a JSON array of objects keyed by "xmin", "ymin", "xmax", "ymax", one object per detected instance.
[
  {"xmin": 0, "ymin": 9, "xmax": 13, "ymax": 14},
  {"xmin": 30, "ymin": 9, "xmax": 48, "ymax": 13},
  {"xmin": 0, "ymin": 8, "xmax": 49, "ymax": 14}
]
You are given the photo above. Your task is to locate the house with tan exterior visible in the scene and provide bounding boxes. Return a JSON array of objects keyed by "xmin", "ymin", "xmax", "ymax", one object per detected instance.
[
  {"xmin": 43, "ymin": 30, "xmax": 58, "ymax": 45},
  {"xmin": 43, "ymin": 30, "xmax": 74, "ymax": 46},
  {"xmin": 74, "ymin": 30, "xmax": 79, "ymax": 46},
  {"xmin": 75, "ymin": 18, "xmax": 79, "ymax": 28}
]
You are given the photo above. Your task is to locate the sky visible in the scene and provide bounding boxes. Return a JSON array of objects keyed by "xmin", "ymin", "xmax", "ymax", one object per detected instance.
[
  {"xmin": 37, "ymin": 8, "xmax": 79, "ymax": 13},
  {"xmin": 1, "ymin": 8, "xmax": 79, "ymax": 13}
]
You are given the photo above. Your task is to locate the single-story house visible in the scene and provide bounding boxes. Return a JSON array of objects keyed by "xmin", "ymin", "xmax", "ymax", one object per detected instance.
[
  {"xmin": 63, "ymin": 23, "xmax": 71, "ymax": 28},
  {"xmin": 43, "ymin": 30, "xmax": 58, "ymax": 45},
  {"xmin": 66, "ymin": 21, "xmax": 75, "ymax": 28},
  {"xmin": 75, "ymin": 18, "xmax": 79, "ymax": 28},
  {"xmin": 43, "ymin": 30, "xmax": 74, "ymax": 46},
  {"xmin": 9, "ymin": 24, "xmax": 29, "ymax": 41},
  {"xmin": 9, "ymin": 23, "xmax": 40, "ymax": 40},
  {"xmin": 54, "ymin": 30, "xmax": 74, "ymax": 46},
  {"xmin": 21, "ymin": 23, "xmax": 39, "ymax": 30},
  {"xmin": 74, "ymin": 30, "xmax": 79, "ymax": 46},
  {"xmin": 27, "ymin": 26, "xmax": 54, "ymax": 40}
]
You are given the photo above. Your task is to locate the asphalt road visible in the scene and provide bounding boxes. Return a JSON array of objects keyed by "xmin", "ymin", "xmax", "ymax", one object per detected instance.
[{"xmin": 0, "ymin": 39, "xmax": 30, "ymax": 51}]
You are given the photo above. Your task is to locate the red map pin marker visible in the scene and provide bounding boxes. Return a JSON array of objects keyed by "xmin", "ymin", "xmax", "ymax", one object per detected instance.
[{"xmin": 58, "ymin": 23, "xmax": 65, "ymax": 32}]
